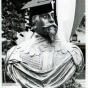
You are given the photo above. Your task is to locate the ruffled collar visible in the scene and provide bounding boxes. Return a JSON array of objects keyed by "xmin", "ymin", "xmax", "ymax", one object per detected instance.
[
  {"xmin": 33, "ymin": 33, "xmax": 73, "ymax": 53},
  {"xmin": 18, "ymin": 33, "xmax": 73, "ymax": 56}
]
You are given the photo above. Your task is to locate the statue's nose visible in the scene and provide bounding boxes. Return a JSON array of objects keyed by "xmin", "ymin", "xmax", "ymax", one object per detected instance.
[{"xmin": 48, "ymin": 16, "xmax": 54, "ymax": 23}]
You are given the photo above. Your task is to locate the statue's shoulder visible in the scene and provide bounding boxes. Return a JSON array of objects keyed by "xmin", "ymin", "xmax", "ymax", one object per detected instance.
[
  {"xmin": 16, "ymin": 38, "xmax": 32, "ymax": 49},
  {"xmin": 6, "ymin": 38, "xmax": 33, "ymax": 60},
  {"xmin": 62, "ymin": 41, "xmax": 84, "ymax": 72},
  {"xmin": 54, "ymin": 41, "xmax": 74, "ymax": 54},
  {"xmin": 56, "ymin": 41, "xmax": 84, "ymax": 64},
  {"xmin": 59, "ymin": 41, "xmax": 82, "ymax": 53},
  {"xmin": 64, "ymin": 42, "xmax": 84, "ymax": 73}
]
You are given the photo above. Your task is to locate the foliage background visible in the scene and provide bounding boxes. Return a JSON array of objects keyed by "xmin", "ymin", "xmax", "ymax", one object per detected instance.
[
  {"xmin": 2, "ymin": 0, "xmax": 31, "ymax": 55},
  {"xmin": 2, "ymin": 0, "xmax": 31, "ymax": 83}
]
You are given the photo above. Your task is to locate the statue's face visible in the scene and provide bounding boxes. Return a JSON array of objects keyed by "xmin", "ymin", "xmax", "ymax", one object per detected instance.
[{"xmin": 32, "ymin": 11, "xmax": 58, "ymax": 42}]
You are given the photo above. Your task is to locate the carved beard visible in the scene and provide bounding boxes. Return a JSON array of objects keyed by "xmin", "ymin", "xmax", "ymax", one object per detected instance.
[{"xmin": 42, "ymin": 24, "xmax": 58, "ymax": 42}]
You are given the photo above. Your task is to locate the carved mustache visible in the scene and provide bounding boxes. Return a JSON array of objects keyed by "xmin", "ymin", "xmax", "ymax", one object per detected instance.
[
  {"xmin": 42, "ymin": 23, "xmax": 58, "ymax": 35},
  {"xmin": 42, "ymin": 23, "xmax": 57, "ymax": 29}
]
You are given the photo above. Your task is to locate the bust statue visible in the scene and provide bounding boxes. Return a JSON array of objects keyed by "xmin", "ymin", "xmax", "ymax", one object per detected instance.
[{"xmin": 5, "ymin": 0, "xmax": 84, "ymax": 88}]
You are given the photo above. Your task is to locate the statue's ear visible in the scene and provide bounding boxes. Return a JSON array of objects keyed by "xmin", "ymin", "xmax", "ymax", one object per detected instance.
[
  {"xmin": 31, "ymin": 15, "xmax": 36, "ymax": 24},
  {"xmin": 30, "ymin": 16, "xmax": 37, "ymax": 32},
  {"xmin": 31, "ymin": 15, "xmax": 40, "ymax": 26}
]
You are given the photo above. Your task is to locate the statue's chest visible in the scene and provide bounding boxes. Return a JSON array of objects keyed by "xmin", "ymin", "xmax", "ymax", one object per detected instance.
[{"xmin": 20, "ymin": 43, "xmax": 69, "ymax": 72}]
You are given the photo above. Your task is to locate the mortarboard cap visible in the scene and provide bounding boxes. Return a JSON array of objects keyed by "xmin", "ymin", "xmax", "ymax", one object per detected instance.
[
  {"xmin": 21, "ymin": 0, "xmax": 53, "ymax": 9},
  {"xmin": 21, "ymin": 0, "xmax": 53, "ymax": 16}
]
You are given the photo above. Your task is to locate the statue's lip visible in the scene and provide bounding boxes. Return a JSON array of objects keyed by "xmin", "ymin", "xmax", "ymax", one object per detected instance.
[{"xmin": 42, "ymin": 23, "xmax": 57, "ymax": 28}]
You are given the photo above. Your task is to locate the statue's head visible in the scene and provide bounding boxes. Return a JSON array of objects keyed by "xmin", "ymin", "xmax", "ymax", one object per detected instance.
[{"xmin": 22, "ymin": 0, "xmax": 58, "ymax": 42}]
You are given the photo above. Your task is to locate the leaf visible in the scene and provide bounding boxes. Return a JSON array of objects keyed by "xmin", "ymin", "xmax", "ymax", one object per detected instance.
[{"xmin": 20, "ymin": 34, "xmax": 24, "ymax": 37}]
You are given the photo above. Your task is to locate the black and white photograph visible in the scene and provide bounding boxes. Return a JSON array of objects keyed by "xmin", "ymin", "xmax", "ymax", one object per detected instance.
[{"xmin": 1, "ymin": 0, "xmax": 85, "ymax": 88}]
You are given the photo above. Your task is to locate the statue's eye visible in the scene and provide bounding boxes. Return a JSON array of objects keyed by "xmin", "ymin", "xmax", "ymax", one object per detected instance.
[
  {"xmin": 51, "ymin": 13, "xmax": 54, "ymax": 18},
  {"xmin": 41, "ymin": 14, "xmax": 48, "ymax": 19}
]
